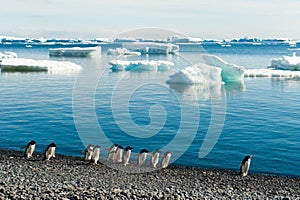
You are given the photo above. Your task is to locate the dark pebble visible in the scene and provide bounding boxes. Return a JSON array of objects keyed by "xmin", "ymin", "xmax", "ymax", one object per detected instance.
[{"xmin": 0, "ymin": 149, "xmax": 299, "ymax": 199}]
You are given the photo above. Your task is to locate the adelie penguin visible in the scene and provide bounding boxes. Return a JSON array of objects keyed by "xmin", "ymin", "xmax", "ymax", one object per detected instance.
[
  {"xmin": 24, "ymin": 140, "xmax": 36, "ymax": 159},
  {"xmin": 114, "ymin": 145, "xmax": 124, "ymax": 163},
  {"xmin": 91, "ymin": 145, "xmax": 100, "ymax": 165},
  {"xmin": 161, "ymin": 151, "xmax": 173, "ymax": 169},
  {"xmin": 43, "ymin": 143, "xmax": 56, "ymax": 161},
  {"xmin": 123, "ymin": 146, "xmax": 133, "ymax": 166},
  {"xmin": 106, "ymin": 144, "xmax": 118, "ymax": 162},
  {"xmin": 240, "ymin": 155, "xmax": 252, "ymax": 177},
  {"xmin": 84, "ymin": 144, "xmax": 94, "ymax": 161},
  {"xmin": 137, "ymin": 149, "xmax": 149, "ymax": 166},
  {"xmin": 150, "ymin": 149, "xmax": 161, "ymax": 168}
]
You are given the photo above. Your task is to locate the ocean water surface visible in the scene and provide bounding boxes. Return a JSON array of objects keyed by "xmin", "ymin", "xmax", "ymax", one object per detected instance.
[{"xmin": 0, "ymin": 43, "xmax": 299, "ymax": 176}]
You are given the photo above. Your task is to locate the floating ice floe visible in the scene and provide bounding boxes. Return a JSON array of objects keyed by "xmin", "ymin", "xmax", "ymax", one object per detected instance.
[
  {"xmin": 0, "ymin": 51, "xmax": 17, "ymax": 59},
  {"xmin": 109, "ymin": 60, "xmax": 174, "ymax": 72},
  {"xmin": 122, "ymin": 42, "xmax": 179, "ymax": 54},
  {"xmin": 0, "ymin": 58, "xmax": 82, "ymax": 73},
  {"xmin": 270, "ymin": 52, "xmax": 300, "ymax": 70},
  {"xmin": 244, "ymin": 68, "xmax": 300, "ymax": 78},
  {"xmin": 49, "ymin": 46, "xmax": 101, "ymax": 57},
  {"xmin": 107, "ymin": 48, "xmax": 141, "ymax": 56},
  {"xmin": 166, "ymin": 64, "xmax": 222, "ymax": 85},
  {"xmin": 202, "ymin": 54, "xmax": 246, "ymax": 82}
]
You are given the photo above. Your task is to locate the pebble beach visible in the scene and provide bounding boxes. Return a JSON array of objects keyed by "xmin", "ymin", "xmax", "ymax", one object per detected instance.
[{"xmin": 0, "ymin": 150, "xmax": 299, "ymax": 199}]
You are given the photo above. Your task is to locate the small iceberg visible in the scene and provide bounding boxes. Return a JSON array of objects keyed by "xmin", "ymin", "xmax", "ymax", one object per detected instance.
[
  {"xmin": 0, "ymin": 58, "xmax": 82, "ymax": 73},
  {"xmin": 202, "ymin": 54, "xmax": 246, "ymax": 82},
  {"xmin": 270, "ymin": 52, "xmax": 300, "ymax": 71},
  {"xmin": 244, "ymin": 68, "xmax": 300, "ymax": 78},
  {"xmin": 166, "ymin": 64, "xmax": 222, "ymax": 85},
  {"xmin": 49, "ymin": 46, "xmax": 101, "ymax": 57},
  {"xmin": 109, "ymin": 60, "xmax": 174, "ymax": 72},
  {"xmin": 0, "ymin": 51, "xmax": 17, "ymax": 59},
  {"xmin": 107, "ymin": 48, "xmax": 141, "ymax": 56}
]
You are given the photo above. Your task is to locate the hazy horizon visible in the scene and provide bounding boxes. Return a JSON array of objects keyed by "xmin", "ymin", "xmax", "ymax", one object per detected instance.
[{"xmin": 1, "ymin": 0, "xmax": 300, "ymax": 40}]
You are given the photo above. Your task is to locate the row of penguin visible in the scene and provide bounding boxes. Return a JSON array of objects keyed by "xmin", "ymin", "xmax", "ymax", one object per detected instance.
[
  {"xmin": 24, "ymin": 141, "xmax": 173, "ymax": 169},
  {"xmin": 24, "ymin": 141, "xmax": 251, "ymax": 176}
]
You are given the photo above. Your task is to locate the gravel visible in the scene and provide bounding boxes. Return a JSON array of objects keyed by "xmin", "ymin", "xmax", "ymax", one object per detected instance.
[{"xmin": 0, "ymin": 149, "xmax": 299, "ymax": 199}]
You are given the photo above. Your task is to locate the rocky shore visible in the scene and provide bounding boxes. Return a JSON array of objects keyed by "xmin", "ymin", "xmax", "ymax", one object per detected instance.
[{"xmin": 0, "ymin": 149, "xmax": 299, "ymax": 199}]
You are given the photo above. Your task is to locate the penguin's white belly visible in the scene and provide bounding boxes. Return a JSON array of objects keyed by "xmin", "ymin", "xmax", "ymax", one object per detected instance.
[
  {"xmin": 116, "ymin": 149, "xmax": 123, "ymax": 163},
  {"xmin": 162, "ymin": 155, "xmax": 171, "ymax": 168},
  {"xmin": 151, "ymin": 154, "xmax": 159, "ymax": 168},
  {"xmin": 242, "ymin": 161, "xmax": 250, "ymax": 176},
  {"xmin": 46, "ymin": 147, "xmax": 56, "ymax": 160},
  {"xmin": 138, "ymin": 153, "xmax": 147, "ymax": 166},
  {"xmin": 26, "ymin": 145, "xmax": 35, "ymax": 158},
  {"xmin": 85, "ymin": 150, "xmax": 93, "ymax": 160},
  {"xmin": 107, "ymin": 147, "xmax": 117, "ymax": 162},
  {"xmin": 123, "ymin": 151, "xmax": 131, "ymax": 165},
  {"xmin": 92, "ymin": 149, "xmax": 100, "ymax": 163}
]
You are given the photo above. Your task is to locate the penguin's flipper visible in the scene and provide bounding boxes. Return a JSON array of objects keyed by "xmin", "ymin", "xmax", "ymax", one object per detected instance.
[{"xmin": 239, "ymin": 164, "xmax": 243, "ymax": 175}]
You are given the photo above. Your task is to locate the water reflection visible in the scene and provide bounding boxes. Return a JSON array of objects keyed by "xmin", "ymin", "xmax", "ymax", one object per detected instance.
[{"xmin": 168, "ymin": 83, "xmax": 223, "ymax": 101}]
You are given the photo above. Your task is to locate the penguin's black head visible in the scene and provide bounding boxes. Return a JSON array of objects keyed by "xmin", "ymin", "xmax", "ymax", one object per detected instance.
[
  {"xmin": 242, "ymin": 155, "xmax": 251, "ymax": 164},
  {"xmin": 154, "ymin": 149, "xmax": 161, "ymax": 153},
  {"xmin": 140, "ymin": 149, "xmax": 149, "ymax": 153},
  {"xmin": 125, "ymin": 146, "xmax": 133, "ymax": 151},
  {"xmin": 118, "ymin": 145, "xmax": 123, "ymax": 149},
  {"xmin": 113, "ymin": 144, "xmax": 118, "ymax": 147},
  {"xmin": 28, "ymin": 140, "xmax": 36, "ymax": 146},
  {"xmin": 49, "ymin": 143, "xmax": 56, "ymax": 148}
]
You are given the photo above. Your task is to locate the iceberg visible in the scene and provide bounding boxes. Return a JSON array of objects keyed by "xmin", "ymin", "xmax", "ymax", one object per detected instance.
[
  {"xmin": 166, "ymin": 64, "xmax": 222, "ymax": 85},
  {"xmin": 244, "ymin": 68, "xmax": 300, "ymax": 78},
  {"xmin": 107, "ymin": 48, "xmax": 141, "ymax": 56},
  {"xmin": 0, "ymin": 58, "xmax": 82, "ymax": 73},
  {"xmin": 202, "ymin": 54, "xmax": 246, "ymax": 82},
  {"xmin": 49, "ymin": 46, "xmax": 101, "ymax": 57},
  {"xmin": 0, "ymin": 51, "xmax": 17, "ymax": 59},
  {"xmin": 270, "ymin": 52, "xmax": 300, "ymax": 70},
  {"xmin": 109, "ymin": 60, "xmax": 174, "ymax": 72}
]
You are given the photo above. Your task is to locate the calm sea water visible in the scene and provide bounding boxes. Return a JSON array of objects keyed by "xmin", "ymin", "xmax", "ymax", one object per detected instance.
[{"xmin": 0, "ymin": 43, "xmax": 299, "ymax": 176}]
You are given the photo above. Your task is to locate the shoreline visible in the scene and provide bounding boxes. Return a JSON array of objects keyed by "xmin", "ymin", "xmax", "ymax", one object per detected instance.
[
  {"xmin": 2, "ymin": 148, "xmax": 299, "ymax": 178},
  {"xmin": 0, "ymin": 149, "xmax": 299, "ymax": 199}
]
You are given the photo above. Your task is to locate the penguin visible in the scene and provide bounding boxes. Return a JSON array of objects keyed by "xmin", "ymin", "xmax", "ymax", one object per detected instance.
[
  {"xmin": 24, "ymin": 140, "xmax": 36, "ymax": 159},
  {"xmin": 114, "ymin": 145, "xmax": 123, "ymax": 163},
  {"xmin": 107, "ymin": 144, "xmax": 118, "ymax": 162},
  {"xmin": 43, "ymin": 143, "xmax": 56, "ymax": 161},
  {"xmin": 91, "ymin": 145, "xmax": 100, "ymax": 164},
  {"xmin": 161, "ymin": 151, "xmax": 173, "ymax": 169},
  {"xmin": 240, "ymin": 155, "xmax": 252, "ymax": 177},
  {"xmin": 84, "ymin": 144, "xmax": 94, "ymax": 161},
  {"xmin": 137, "ymin": 149, "xmax": 149, "ymax": 166},
  {"xmin": 123, "ymin": 146, "xmax": 133, "ymax": 166},
  {"xmin": 150, "ymin": 149, "xmax": 161, "ymax": 168}
]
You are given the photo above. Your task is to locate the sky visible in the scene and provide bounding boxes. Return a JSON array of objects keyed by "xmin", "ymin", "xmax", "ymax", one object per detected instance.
[{"xmin": 1, "ymin": 0, "xmax": 300, "ymax": 39}]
